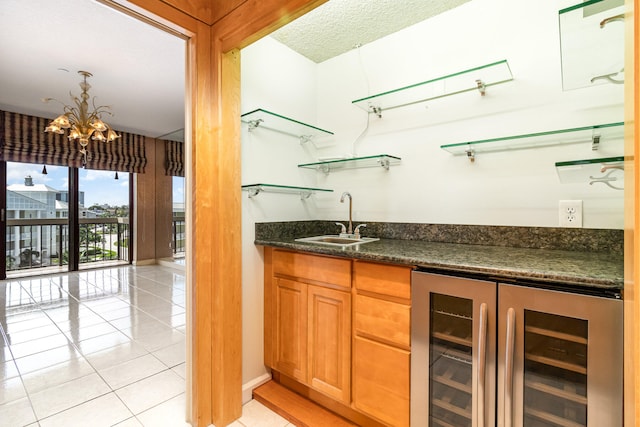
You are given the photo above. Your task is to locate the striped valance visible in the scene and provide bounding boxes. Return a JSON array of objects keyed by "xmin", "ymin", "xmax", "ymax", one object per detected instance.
[
  {"xmin": 164, "ymin": 139, "xmax": 184, "ymax": 177},
  {"xmin": 1, "ymin": 110, "xmax": 147, "ymax": 173}
]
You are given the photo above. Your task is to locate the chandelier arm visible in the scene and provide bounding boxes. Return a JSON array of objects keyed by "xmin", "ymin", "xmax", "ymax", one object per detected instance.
[
  {"xmin": 42, "ymin": 97, "xmax": 67, "ymax": 108},
  {"xmin": 63, "ymin": 108, "xmax": 81, "ymax": 125},
  {"xmin": 42, "ymin": 70, "xmax": 120, "ymax": 144},
  {"xmin": 90, "ymin": 97, "xmax": 114, "ymax": 116}
]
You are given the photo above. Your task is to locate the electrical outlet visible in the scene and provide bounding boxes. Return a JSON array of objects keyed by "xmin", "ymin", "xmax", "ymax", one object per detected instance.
[{"xmin": 559, "ymin": 200, "xmax": 583, "ymax": 228}]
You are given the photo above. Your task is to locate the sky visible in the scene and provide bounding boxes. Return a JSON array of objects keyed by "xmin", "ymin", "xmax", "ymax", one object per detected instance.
[{"xmin": 7, "ymin": 162, "xmax": 185, "ymax": 207}]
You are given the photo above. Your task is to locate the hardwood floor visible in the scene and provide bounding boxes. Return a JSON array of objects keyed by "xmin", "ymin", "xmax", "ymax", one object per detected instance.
[{"xmin": 253, "ymin": 380, "xmax": 357, "ymax": 427}]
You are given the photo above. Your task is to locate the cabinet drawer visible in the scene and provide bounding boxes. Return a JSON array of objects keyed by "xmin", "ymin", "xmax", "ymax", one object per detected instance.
[
  {"xmin": 273, "ymin": 250, "xmax": 351, "ymax": 288},
  {"xmin": 353, "ymin": 336, "xmax": 410, "ymax": 427},
  {"xmin": 355, "ymin": 294, "xmax": 410, "ymax": 348},
  {"xmin": 354, "ymin": 261, "xmax": 411, "ymax": 299}
]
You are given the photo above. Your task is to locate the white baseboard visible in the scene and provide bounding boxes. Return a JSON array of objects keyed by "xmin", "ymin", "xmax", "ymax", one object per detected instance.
[{"xmin": 242, "ymin": 373, "xmax": 272, "ymax": 404}]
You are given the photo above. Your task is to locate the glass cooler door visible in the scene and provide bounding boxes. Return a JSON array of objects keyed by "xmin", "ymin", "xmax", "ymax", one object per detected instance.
[
  {"xmin": 522, "ymin": 310, "xmax": 588, "ymax": 427},
  {"xmin": 498, "ymin": 284, "xmax": 622, "ymax": 427},
  {"xmin": 429, "ymin": 293, "xmax": 474, "ymax": 427},
  {"xmin": 411, "ymin": 272, "xmax": 497, "ymax": 427}
]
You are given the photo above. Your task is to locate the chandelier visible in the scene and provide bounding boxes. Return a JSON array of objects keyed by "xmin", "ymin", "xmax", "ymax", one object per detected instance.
[{"xmin": 43, "ymin": 71, "xmax": 120, "ymax": 164}]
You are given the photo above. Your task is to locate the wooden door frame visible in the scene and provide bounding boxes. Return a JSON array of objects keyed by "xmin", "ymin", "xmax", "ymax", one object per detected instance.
[
  {"xmin": 102, "ymin": 0, "xmax": 639, "ymax": 425},
  {"xmin": 103, "ymin": 1, "xmax": 326, "ymax": 426}
]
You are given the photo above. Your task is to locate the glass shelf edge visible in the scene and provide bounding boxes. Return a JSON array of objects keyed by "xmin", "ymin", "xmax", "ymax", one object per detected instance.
[
  {"xmin": 240, "ymin": 108, "xmax": 334, "ymax": 137},
  {"xmin": 241, "ymin": 183, "xmax": 333, "ymax": 193},
  {"xmin": 559, "ymin": 0, "xmax": 611, "ymax": 15},
  {"xmin": 555, "ymin": 155, "xmax": 625, "ymax": 186},
  {"xmin": 559, "ymin": 0, "xmax": 625, "ymax": 91},
  {"xmin": 555, "ymin": 156, "xmax": 624, "ymax": 167},
  {"xmin": 298, "ymin": 154, "xmax": 401, "ymax": 168},
  {"xmin": 440, "ymin": 122, "xmax": 624, "ymax": 154},
  {"xmin": 351, "ymin": 60, "xmax": 513, "ymax": 110}
]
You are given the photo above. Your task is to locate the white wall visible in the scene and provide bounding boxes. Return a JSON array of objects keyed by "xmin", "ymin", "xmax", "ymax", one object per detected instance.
[
  {"xmin": 240, "ymin": 36, "xmax": 321, "ymax": 399},
  {"xmin": 313, "ymin": 0, "xmax": 624, "ymax": 228},
  {"xmin": 239, "ymin": 0, "xmax": 624, "ymax": 398}
]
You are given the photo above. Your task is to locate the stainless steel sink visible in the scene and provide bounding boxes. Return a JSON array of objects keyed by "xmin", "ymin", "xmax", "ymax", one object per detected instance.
[{"xmin": 295, "ymin": 235, "xmax": 379, "ymax": 247}]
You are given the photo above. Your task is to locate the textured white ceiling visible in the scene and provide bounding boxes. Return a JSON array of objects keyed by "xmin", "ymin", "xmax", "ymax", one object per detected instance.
[{"xmin": 271, "ymin": 0, "xmax": 472, "ymax": 63}]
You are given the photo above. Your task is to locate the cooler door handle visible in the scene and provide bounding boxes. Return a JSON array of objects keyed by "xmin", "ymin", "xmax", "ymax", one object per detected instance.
[
  {"xmin": 505, "ymin": 307, "xmax": 516, "ymax": 427},
  {"xmin": 477, "ymin": 302, "xmax": 488, "ymax": 427}
]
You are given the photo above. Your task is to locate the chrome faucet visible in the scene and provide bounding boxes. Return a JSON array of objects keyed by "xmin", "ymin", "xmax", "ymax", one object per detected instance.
[{"xmin": 340, "ymin": 191, "xmax": 353, "ymax": 235}]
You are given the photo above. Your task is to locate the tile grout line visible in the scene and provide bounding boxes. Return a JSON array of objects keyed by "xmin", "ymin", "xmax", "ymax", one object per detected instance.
[{"xmin": 1, "ymin": 265, "xmax": 189, "ymax": 426}]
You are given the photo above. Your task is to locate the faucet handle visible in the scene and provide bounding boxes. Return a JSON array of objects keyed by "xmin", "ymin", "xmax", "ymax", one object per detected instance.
[
  {"xmin": 335, "ymin": 222, "xmax": 347, "ymax": 234},
  {"xmin": 354, "ymin": 223, "xmax": 366, "ymax": 238}
]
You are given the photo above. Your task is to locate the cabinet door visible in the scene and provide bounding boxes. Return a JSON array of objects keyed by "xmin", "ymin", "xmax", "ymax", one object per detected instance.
[
  {"xmin": 497, "ymin": 284, "xmax": 622, "ymax": 427},
  {"xmin": 412, "ymin": 272, "xmax": 497, "ymax": 427},
  {"xmin": 273, "ymin": 277, "xmax": 307, "ymax": 382},
  {"xmin": 307, "ymin": 284, "xmax": 351, "ymax": 404},
  {"xmin": 353, "ymin": 336, "xmax": 410, "ymax": 427}
]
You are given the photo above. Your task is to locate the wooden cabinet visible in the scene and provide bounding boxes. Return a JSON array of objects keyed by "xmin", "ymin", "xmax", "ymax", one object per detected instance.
[
  {"xmin": 264, "ymin": 249, "xmax": 413, "ymax": 425},
  {"xmin": 265, "ymin": 249, "xmax": 352, "ymax": 405},
  {"xmin": 352, "ymin": 260, "xmax": 413, "ymax": 427}
]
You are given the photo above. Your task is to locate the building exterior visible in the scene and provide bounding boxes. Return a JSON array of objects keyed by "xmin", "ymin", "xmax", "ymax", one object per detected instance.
[{"xmin": 5, "ymin": 175, "xmax": 89, "ymax": 268}]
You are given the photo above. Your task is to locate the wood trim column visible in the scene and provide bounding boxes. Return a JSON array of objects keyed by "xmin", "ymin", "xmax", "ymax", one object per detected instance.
[
  {"xmin": 190, "ymin": 19, "xmax": 215, "ymax": 427},
  {"xmin": 206, "ymin": 41, "xmax": 243, "ymax": 426},
  {"xmin": 110, "ymin": 1, "xmax": 330, "ymax": 426},
  {"xmin": 624, "ymin": 0, "xmax": 638, "ymax": 425}
]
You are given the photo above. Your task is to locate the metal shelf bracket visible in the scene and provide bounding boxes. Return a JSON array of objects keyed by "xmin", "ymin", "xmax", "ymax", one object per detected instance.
[
  {"xmin": 248, "ymin": 119, "xmax": 263, "ymax": 132},
  {"xmin": 476, "ymin": 79, "xmax": 486, "ymax": 96},
  {"xmin": 370, "ymin": 105, "xmax": 382, "ymax": 118},
  {"xmin": 247, "ymin": 187, "xmax": 261, "ymax": 198},
  {"xmin": 466, "ymin": 147, "xmax": 476, "ymax": 163},
  {"xmin": 299, "ymin": 135, "xmax": 313, "ymax": 144},
  {"xmin": 379, "ymin": 156, "xmax": 391, "ymax": 170}
]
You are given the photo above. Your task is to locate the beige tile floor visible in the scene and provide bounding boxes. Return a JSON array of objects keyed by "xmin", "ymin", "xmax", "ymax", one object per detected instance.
[{"xmin": 0, "ymin": 265, "xmax": 292, "ymax": 427}]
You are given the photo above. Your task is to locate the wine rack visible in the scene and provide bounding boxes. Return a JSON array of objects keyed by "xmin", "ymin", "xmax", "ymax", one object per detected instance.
[
  {"xmin": 523, "ymin": 310, "xmax": 588, "ymax": 427},
  {"xmin": 429, "ymin": 294, "xmax": 473, "ymax": 427},
  {"xmin": 413, "ymin": 272, "xmax": 622, "ymax": 427}
]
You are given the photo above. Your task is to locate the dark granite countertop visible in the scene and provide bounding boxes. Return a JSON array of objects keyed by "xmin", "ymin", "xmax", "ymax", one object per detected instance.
[{"xmin": 255, "ymin": 237, "xmax": 624, "ymax": 291}]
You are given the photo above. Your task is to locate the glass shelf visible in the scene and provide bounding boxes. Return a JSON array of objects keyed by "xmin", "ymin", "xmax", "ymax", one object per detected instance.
[
  {"xmin": 351, "ymin": 60, "xmax": 513, "ymax": 115},
  {"xmin": 241, "ymin": 183, "xmax": 333, "ymax": 199},
  {"xmin": 240, "ymin": 108, "xmax": 334, "ymax": 142},
  {"xmin": 440, "ymin": 122, "xmax": 624, "ymax": 160},
  {"xmin": 298, "ymin": 154, "xmax": 401, "ymax": 173},
  {"xmin": 559, "ymin": 0, "xmax": 625, "ymax": 90},
  {"xmin": 556, "ymin": 156, "xmax": 624, "ymax": 189}
]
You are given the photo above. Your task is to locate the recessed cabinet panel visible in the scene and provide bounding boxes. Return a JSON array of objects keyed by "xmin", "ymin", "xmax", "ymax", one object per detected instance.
[
  {"xmin": 353, "ymin": 336, "xmax": 410, "ymax": 427},
  {"xmin": 274, "ymin": 278, "xmax": 307, "ymax": 382},
  {"xmin": 307, "ymin": 285, "xmax": 351, "ymax": 404},
  {"xmin": 354, "ymin": 261, "xmax": 412, "ymax": 299},
  {"xmin": 354, "ymin": 294, "xmax": 410, "ymax": 348}
]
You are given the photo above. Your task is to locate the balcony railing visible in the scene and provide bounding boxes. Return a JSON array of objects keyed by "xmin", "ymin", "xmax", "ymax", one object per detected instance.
[
  {"xmin": 172, "ymin": 215, "xmax": 185, "ymax": 256},
  {"xmin": 6, "ymin": 217, "xmax": 130, "ymax": 272},
  {"xmin": 6, "ymin": 216, "xmax": 185, "ymax": 274}
]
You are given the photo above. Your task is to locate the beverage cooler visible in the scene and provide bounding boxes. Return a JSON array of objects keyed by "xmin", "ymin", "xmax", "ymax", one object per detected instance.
[{"xmin": 411, "ymin": 271, "xmax": 622, "ymax": 427}]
